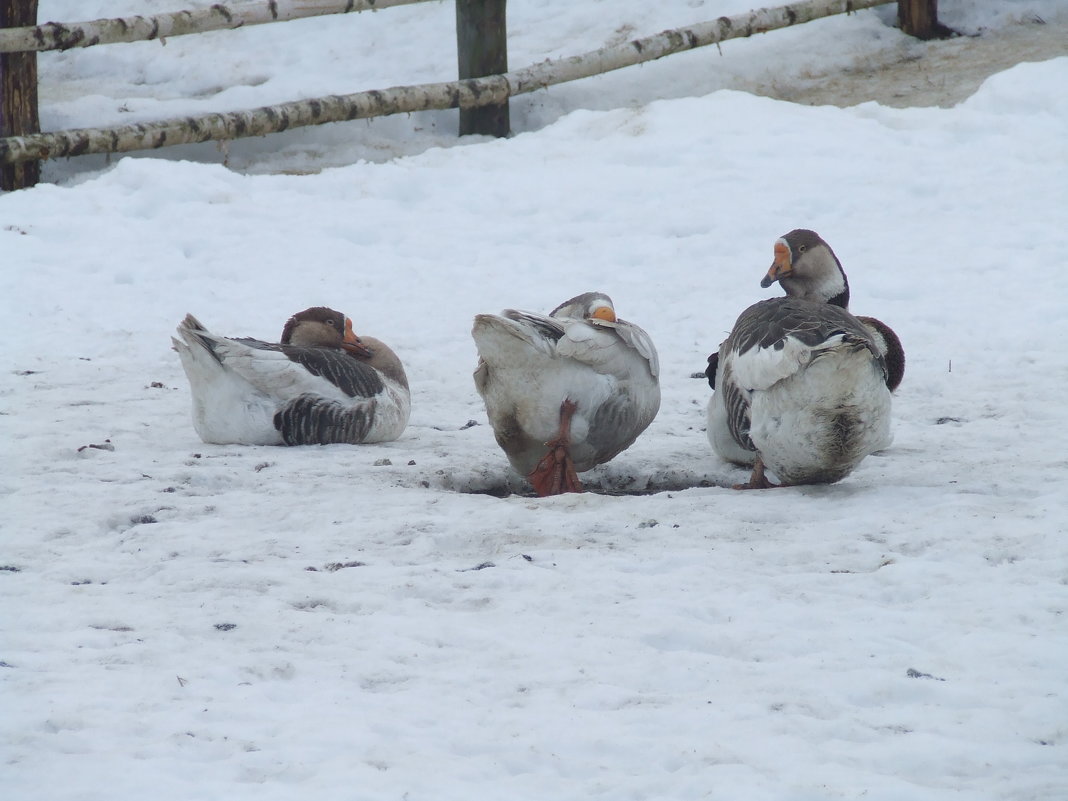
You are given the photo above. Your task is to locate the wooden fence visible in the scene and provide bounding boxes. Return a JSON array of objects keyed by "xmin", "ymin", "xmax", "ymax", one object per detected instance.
[{"xmin": 1, "ymin": 0, "xmax": 944, "ymax": 191}]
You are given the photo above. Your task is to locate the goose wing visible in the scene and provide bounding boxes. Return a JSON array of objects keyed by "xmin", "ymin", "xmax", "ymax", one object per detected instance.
[
  {"xmin": 473, "ymin": 310, "xmax": 564, "ymax": 358},
  {"xmin": 727, "ymin": 299, "xmax": 885, "ymax": 390},
  {"xmin": 183, "ymin": 325, "xmax": 383, "ymax": 403},
  {"xmin": 555, "ymin": 318, "xmax": 659, "ymax": 380},
  {"xmin": 242, "ymin": 340, "xmax": 386, "ymax": 400},
  {"xmin": 720, "ymin": 299, "xmax": 885, "ymax": 452}
]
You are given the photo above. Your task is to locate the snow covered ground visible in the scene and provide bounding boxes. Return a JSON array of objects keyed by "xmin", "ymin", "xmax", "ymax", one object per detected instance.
[{"xmin": 3, "ymin": 1, "xmax": 1067, "ymax": 799}]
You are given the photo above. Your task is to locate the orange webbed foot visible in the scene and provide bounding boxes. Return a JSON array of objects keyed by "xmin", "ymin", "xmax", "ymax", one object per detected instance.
[
  {"xmin": 731, "ymin": 457, "xmax": 782, "ymax": 490},
  {"xmin": 527, "ymin": 399, "xmax": 585, "ymax": 497}
]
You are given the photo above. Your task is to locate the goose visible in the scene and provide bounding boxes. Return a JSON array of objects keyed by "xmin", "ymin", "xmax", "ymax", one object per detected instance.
[
  {"xmin": 473, "ymin": 292, "xmax": 660, "ymax": 496},
  {"xmin": 707, "ymin": 229, "xmax": 904, "ymax": 392},
  {"xmin": 173, "ymin": 306, "xmax": 410, "ymax": 446},
  {"xmin": 706, "ymin": 231, "xmax": 897, "ymax": 489},
  {"xmin": 758, "ymin": 228, "xmax": 904, "ymax": 391}
]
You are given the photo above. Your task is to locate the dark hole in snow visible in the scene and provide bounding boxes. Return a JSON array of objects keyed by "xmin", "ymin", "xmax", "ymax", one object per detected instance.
[
  {"xmin": 77, "ymin": 440, "xmax": 114, "ymax": 452},
  {"xmin": 451, "ymin": 474, "xmax": 722, "ymax": 498},
  {"xmin": 0, "ymin": 565, "xmax": 21, "ymax": 572},
  {"xmin": 458, "ymin": 561, "xmax": 495, "ymax": 572},
  {"xmin": 214, "ymin": 623, "xmax": 237, "ymax": 631},
  {"xmin": 935, "ymin": 417, "xmax": 964, "ymax": 425},
  {"xmin": 466, "ymin": 484, "xmax": 529, "ymax": 499},
  {"xmin": 322, "ymin": 561, "xmax": 366, "ymax": 572},
  {"xmin": 131, "ymin": 514, "xmax": 158, "ymax": 525},
  {"xmin": 906, "ymin": 667, "xmax": 946, "ymax": 681}
]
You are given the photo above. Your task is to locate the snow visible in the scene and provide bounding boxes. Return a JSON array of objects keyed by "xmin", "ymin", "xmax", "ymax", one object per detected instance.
[{"xmin": 3, "ymin": 1, "xmax": 1068, "ymax": 799}]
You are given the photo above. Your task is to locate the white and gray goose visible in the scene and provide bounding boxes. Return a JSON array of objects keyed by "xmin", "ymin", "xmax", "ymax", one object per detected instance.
[
  {"xmin": 473, "ymin": 292, "xmax": 660, "ymax": 496},
  {"xmin": 173, "ymin": 306, "xmax": 410, "ymax": 446},
  {"xmin": 756, "ymin": 228, "xmax": 904, "ymax": 390},
  {"xmin": 705, "ymin": 230, "xmax": 901, "ymax": 488}
]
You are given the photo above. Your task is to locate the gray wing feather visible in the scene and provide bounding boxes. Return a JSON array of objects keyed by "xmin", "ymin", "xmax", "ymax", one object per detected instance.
[
  {"xmin": 501, "ymin": 310, "xmax": 566, "ymax": 343},
  {"xmin": 274, "ymin": 394, "xmax": 374, "ymax": 445},
  {"xmin": 238, "ymin": 341, "xmax": 385, "ymax": 399},
  {"xmin": 720, "ymin": 355, "xmax": 756, "ymax": 453},
  {"xmin": 732, "ymin": 298, "xmax": 881, "ymax": 360},
  {"xmin": 586, "ymin": 394, "xmax": 641, "ymax": 460}
]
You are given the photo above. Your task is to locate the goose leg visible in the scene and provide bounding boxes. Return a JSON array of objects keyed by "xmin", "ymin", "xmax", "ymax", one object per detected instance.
[
  {"xmin": 528, "ymin": 399, "xmax": 584, "ymax": 496},
  {"xmin": 732, "ymin": 455, "xmax": 781, "ymax": 490}
]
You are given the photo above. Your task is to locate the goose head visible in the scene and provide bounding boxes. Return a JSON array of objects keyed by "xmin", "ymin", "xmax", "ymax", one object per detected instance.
[
  {"xmin": 550, "ymin": 292, "xmax": 617, "ymax": 322},
  {"xmin": 761, "ymin": 229, "xmax": 850, "ymax": 308},
  {"xmin": 280, "ymin": 306, "xmax": 373, "ymax": 357}
]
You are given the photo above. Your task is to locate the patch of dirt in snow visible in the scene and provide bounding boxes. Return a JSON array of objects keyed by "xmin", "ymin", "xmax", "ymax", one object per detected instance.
[
  {"xmin": 756, "ymin": 16, "xmax": 1067, "ymax": 108},
  {"xmin": 415, "ymin": 465, "xmax": 733, "ymax": 498}
]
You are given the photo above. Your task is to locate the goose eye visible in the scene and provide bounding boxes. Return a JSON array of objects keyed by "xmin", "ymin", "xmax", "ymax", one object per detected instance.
[
  {"xmin": 326, "ymin": 319, "xmax": 337, "ymax": 327},
  {"xmin": 798, "ymin": 244, "xmax": 807, "ymax": 253}
]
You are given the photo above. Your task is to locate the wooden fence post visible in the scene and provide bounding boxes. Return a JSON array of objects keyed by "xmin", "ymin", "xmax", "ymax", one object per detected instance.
[
  {"xmin": 0, "ymin": 0, "xmax": 39, "ymax": 190},
  {"xmin": 455, "ymin": 0, "xmax": 509, "ymax": 137},
  {"xmin": 898, "ymin": 0, "xmax": 951, "ymax": 40}
]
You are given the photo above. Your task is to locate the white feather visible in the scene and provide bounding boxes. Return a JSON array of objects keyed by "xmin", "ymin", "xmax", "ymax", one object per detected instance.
[{"xmin": 729, "ymin": 333, "xmax": 846, "ymax": 392}]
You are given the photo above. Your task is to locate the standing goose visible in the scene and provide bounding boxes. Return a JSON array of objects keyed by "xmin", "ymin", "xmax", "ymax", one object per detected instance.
[
  {"xmin": 173, "ymin": 306, "xmax": 410, "ymax": 446},
  {"xmin": 473, "ymin": 292, "xmax": 660, "ymax": 496},
  {"xmin": 706, "ymin": 231, "xmax": 896, "ymax": 489}
]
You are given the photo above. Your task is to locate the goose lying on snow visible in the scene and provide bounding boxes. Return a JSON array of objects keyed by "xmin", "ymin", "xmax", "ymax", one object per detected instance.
[
  {"xmin": 473, "ymin": 292, "xmax": 660, "ymax": 496},
  {"xmin": 173, "ymin": 307, "xmax": 409, "ymax": 445},
  {"xmin": 706, "ymin": 231, "xmax": 899, "ymax": 488}
]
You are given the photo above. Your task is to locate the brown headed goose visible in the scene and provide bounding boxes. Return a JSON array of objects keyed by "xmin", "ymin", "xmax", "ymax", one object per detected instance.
[
  {"xmin": 706, "ymin": 231, "xmax": 896, "ymax": 489},
  {"xmin": 759, "ymin": 228, "xmax": 904, "ymax": 391},
  {"xmin": 173, "ymin": 307, "xmax": 410, "ymax": 446},
  {"xmin": 473, "ymin": 292, "xmax": 660, "ymax": 496}
]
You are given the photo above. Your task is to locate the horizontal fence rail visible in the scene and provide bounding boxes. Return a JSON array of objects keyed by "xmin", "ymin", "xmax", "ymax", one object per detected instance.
[
  {"xmin": 0, "ymin": 0, "xmax": 893, "ymax": 166},
  {"xmin": 0, "ymin": 0, "xmax": 435, "ymax": 53}
]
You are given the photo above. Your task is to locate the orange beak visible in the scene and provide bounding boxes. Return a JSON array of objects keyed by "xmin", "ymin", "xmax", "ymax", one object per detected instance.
[
  {"xmin": 590, "ymin": 305, "xmax": 617, "ymax": 323},
  {"xmin": 340, "ymin": 317, "xmax": 374, "ymax": 358},
  {"xmin": 761, "ymin": 240, "xmax": 792, "ymax": 288}
]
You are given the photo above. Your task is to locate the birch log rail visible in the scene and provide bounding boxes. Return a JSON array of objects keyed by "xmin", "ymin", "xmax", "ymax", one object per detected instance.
[
  {"xmin": 0, "ymin": 0, "xmax": 894, "ymax": 167},
  {"xmin": 0, "ymin": 0, "xmax": 435, "ymax": 53}
]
